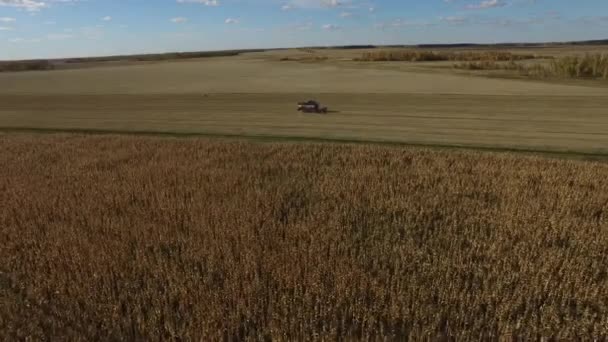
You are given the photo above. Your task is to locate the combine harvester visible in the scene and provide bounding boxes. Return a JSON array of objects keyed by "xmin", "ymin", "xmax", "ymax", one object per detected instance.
[{"xmin": 297, "ymin": 100, "xmax": 328, "ymax": 114}]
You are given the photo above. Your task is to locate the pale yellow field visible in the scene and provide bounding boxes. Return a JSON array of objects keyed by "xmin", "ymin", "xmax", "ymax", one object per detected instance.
[{"xmin": 1, "ymin": 48, "xmax": 607, "ymax": 153}]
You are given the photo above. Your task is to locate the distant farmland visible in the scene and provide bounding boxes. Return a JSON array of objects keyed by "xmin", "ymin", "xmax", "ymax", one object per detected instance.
[
  {"xmin": 1, "ymin": 45, "xmax": 608, "ymax": 155},
  {"xmin": 2, "ymin": 43, "xmax": 608, "ymax": 339},
  {"xmin": 1, "ymin": 133, "xmax": 607, "ymax": 339}
]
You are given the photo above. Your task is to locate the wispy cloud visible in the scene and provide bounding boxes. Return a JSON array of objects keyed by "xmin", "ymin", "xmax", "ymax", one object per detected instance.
[
  {"xmin": 0, "ymin": 0, "xmax": 82, "ymax": 12},
  {"xmin": 9, "ymin": 37, "xmax": 41, "ymax": 43},
  {"xmin": 284, "ymin": 0, "xmax": 348, "ymax": 9},
  {"xmin": 170, "ymin": 17, "xmax": 188, "ymax": 23},
  {"xmin": 0, "ymin": 0, "xmax": 47, "ymax": 12},
  {"xmin": 176, "ymin": 0, "xmax": 219, "ymax": 6},
  {"xmin": 102, "ymin": 16, "xmax": 112, "ymax": 21},
  {"xmin": 322, "ymin": 23, "xmax": 340, "ymax": 30},
  {"xmin": 466, "ymin": 0, "xmax": 507, "ymax": 10},
  {"xmin": 439, "ymin": 16, "xmax": 469, "ymax": 24},
  {"xmin": 225, "ymin": 18, "xmax": 239, "ymax": 24}
]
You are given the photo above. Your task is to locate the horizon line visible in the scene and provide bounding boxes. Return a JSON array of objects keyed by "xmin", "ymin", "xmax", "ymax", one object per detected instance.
[{"xmin": 1, "ymin": 37, "xmax": 607, "ymax": 63}]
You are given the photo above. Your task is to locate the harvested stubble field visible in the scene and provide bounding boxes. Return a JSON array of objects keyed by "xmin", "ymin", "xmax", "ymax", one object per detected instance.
[
  {"xmin": 1, "ymin": 133, "xmax": 608, "ymax": 340},
  {"xmin": 1, "ymin": 47, "xmax": 608, "ymax": 154}
]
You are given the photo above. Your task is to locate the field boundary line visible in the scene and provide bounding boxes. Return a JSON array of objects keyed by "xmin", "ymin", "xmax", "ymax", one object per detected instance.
[{"xmin": 1, "ymin": 126, "xmax": 608, "ymax": 161}]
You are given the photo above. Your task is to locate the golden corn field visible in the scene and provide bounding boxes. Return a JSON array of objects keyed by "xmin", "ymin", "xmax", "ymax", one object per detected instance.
[
  {"xmin": 455, "ymin": 54, "xmax": 608, "ymax": 80},
  {"xmin": 542, "ymin": 54, "xmax": 608, "ymax": 79},
  {"xmin": 1, "ymin": 134, "xmax": 608, "ymax": 340}
]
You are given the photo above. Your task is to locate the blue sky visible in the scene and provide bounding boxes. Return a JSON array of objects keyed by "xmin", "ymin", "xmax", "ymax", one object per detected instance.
[{"xmin": 0, "ymin": 0, "xmax": 607, "ymax": 60}]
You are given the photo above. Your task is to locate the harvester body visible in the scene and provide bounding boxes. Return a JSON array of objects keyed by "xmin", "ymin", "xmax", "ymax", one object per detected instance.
[{"xmin": 297, "ymin": 100, "xmax": 328, "ymax": 114}]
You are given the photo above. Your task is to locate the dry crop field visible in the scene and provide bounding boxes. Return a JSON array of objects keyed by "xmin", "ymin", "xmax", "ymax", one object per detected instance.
[
  {"xmin": 1, "ymin": 133, "xmax": 608, "ymax": 340},
  {"xmin": 1, "ymin": 46, "xmax": 607, "ymax": 154}
]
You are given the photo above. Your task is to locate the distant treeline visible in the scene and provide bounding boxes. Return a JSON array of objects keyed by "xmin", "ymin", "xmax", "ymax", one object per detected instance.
[
  {"xmin": 0, "ymin": 60, "xmax": 55, "ymax": 73},
  {"xmin": 0, "ymin": 48, "xmax": 267, "ymax": 73},
  {"xmin": 564, "ymin": 39, "xmax": 608, "ymax": 46},
  {"xmin": 331, "ymin": 39, "xmax": 608, "ymax": 50},
  {"xmin": 1, "ymin": 39, "xmax": 606, "ymax": 73},
  {"xmin": 356, "ymin": 50, "xmax": 538, "ymax": 62},
  {"xmin": 415, "ymin": 39, "xmax": 608, "ymax": 48},
  {"xmin": 315, "ymin": 45, "xmax": 377, "ymax": 50},
  {"xmin": 62, "ymin": 49, "xmax": 267, "ymax": 64}
]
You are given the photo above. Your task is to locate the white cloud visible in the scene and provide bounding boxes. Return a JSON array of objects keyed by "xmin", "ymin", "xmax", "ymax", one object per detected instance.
[
  {"xmin": 440, "ymin": 16, "xmax": 469, "ymax": 24},
  {"xmin": 102, "ymin": 16, "xmax": 112, "ymax": 21},
  {"xmin": 322, "ymin": 0, "xmax": 341, "ymax": 7},
  {"xmin": 0, "ymin": 0, "xmax": 81, "ymax": 12},
  {"xmin": 225, "ymin": 17, "xmax": 239, "ymax": 24},
  {"xmin": 339, "ymin": 11, "xmax": 352, "ymax": 18},
  {"xmin": 0, "ymin": 0, "xmax": 47, "ymax": 11},
  {"xmin": 170, "ymin": 17, "xmax": 188, "ymax": 23},
  {"xmin": 9, "ymin": 37, "xmax": 41, "ymax": 43},
  {"xmin": 466, "ymin": 0, "xmax": 507, "ymax": 10},
  {"xmin": 322, "ymin": 23, "xmax": 339, "ymax": 30},
  {"xmin": 0, "ymin": 16, "xmax": 15, "ymax": 31},
  {"xmin": 286, "ymin": 0, "xmax": 347, "ymax": 9},
  {"xmin": 177, "ymin": 0, "xmax": 219, "ymax": 6}
]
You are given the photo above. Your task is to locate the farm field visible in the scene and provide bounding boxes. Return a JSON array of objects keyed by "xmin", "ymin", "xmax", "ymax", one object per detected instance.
[
  {"xmin": 1, "ymin": 133, "xmax": 607, "ymax": 340},
  {"xmin": 1, "ymin": 46, "xmax": 608, "ymax": 154}
]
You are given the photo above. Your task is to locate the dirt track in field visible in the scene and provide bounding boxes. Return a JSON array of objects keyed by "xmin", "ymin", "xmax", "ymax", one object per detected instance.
[{"xmin": 1, "ymin": 52, "xmax": 607, "ymax": 153}]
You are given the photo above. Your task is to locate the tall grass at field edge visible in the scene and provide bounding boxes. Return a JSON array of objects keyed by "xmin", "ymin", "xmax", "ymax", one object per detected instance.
[{"xmin": 454, "ymin": 53, "xmax": 608, "ymax": 80}]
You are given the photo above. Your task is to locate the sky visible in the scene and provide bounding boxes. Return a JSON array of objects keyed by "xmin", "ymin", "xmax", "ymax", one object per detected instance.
[{"xmin": 0, "ymin": 0, "xmax": 607, "ymax": 60}]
